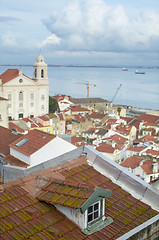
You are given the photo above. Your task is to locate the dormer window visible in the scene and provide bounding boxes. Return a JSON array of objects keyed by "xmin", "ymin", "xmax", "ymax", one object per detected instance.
[
  {"xmin": 37, "ymin": 182, "xmax": 113, "ymax": 236},
  {"xmin": 88, "ymin": 201, "xmax": 100, "ymax": 224}
]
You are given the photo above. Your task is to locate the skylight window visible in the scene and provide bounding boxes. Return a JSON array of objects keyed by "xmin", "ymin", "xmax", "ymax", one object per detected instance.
[{"xmin": 15, "ymin": 138, "xmax": 29, "ymax": 147}]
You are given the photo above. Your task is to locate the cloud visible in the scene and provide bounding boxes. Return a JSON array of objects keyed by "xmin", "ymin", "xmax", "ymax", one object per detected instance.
[
  {"xmin": 38, "ymin": 34, "xmax": 61, "ymax": 48},
  {"xmin": 0, "ymin": 16, "xmax": 20, "ymax": 23},
  {"xmin": 0, "ymin": 32, "xmax": 17, "ymax": 47},
  {"xmin": 41, "ymin": 0, "xmax": 159, "ymax": 52}
]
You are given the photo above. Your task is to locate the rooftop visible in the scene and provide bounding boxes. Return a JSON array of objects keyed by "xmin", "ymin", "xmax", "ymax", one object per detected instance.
[
  {"xmin": 0, "ymin": 153, "xmax": 158, "ymax": 240},
  {"xmin": 120, "ymin": 156, "xmax": 143, "ymax": 169},
  {"xmin": 0, "ymin": 69, "xmax": 32, "ymax": 85},
  {"xmin": 9, "ymin": 129, "xmax": 55, "ymax": 156},
  {"xmin": 0, "ymin": 126, "xmax": 21, "ymax": 156}
]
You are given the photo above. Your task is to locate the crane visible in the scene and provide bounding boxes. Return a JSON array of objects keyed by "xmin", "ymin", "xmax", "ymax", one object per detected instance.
[
  {"xmin": 75, "ymin": 81, "xmax": 96, "ymax": 98},
  {"xmin": 111, "ymin": 84, "xmax": 122, "ymax": 103}
]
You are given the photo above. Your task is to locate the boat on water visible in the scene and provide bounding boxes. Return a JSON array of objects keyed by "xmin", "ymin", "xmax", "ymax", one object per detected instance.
[
  {"xmin": 135, "ymin": 70, "xmax": 145, "ymax": 74},
  {"xmin": 122, "ymin": 68, "xmax": 128, "ymax": 71}
]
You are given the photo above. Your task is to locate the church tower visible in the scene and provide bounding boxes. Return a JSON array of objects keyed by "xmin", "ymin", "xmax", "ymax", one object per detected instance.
[{"xmin": 33, "ymin": 53, "xmax": 48, "ymax": 84}]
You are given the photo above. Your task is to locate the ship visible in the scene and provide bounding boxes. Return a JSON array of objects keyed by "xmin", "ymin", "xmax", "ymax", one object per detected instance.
[
  {"xmin": 135, "ymin": 70, "xmax": 145, "ymax": 74},
  {"xmin": 122, "ymin": 68, "xmax": 128, "ymax": 71}
]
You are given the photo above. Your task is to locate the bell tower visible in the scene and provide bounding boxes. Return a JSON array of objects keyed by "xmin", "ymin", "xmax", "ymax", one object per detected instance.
[{"xmin": 33, "ymin": 53, "xmax": 48, "ymax": 83}]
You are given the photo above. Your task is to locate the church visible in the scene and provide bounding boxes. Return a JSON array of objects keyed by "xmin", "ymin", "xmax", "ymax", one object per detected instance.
[{"xmin": 0, "ymin": 54, "xmax": 49, "ymax": 120}]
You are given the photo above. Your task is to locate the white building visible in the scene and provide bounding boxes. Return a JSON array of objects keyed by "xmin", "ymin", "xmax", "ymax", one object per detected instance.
[
  {"xmin": 0, "ymin": 97, "xmax": 9, "ymax": 128},
  {"xmin": 0, "ymin": 54, "xmax": 49, "ymax": 120}
]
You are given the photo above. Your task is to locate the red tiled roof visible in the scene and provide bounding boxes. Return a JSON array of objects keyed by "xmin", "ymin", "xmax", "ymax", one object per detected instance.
[
  {"xmin": 9, "ymin": 129, "xmax": 55, "ymax": 156},
  {"xmin": 9, "ymin": 122, "xmax": 26, "ymax": 133},
  {"xmin": 140, "ymin": 135, "xmax": 157, "ymax": 143},
  {"xmin": 37, "ymin": 181, "xmax": 94, "ymax": 208},
  {"xmin": 120, "ymin": 156, "xmax": 143, "ymax": 169},
  {"xmin": 71, "ymin": 105, "xmax": 89, "ymax": 112},
  {"xmin": 3, "ymin": 154, "xmax": 30, "ymax": 168},
  {"xmin": 141, "ymin": 160, "xmax": 159, "ymax": 174},
  {"xmin": 37, "ymin": 116, "xmax": 49, "ymax": 121},
  {"xmin": 0, "ymin": 156, "xmax": 158, "ymax": 239},
  {"xmin": 0, "ymin": 69, "xmax": 32, "ymax": 85},
  {"xmin": 115, "ymin": 125, "xmax": 132, "ymax": 135},
  {"xmin": 89, "ymin": 112, "xmax": 107, "ymax": 119},
  {"xmin": 71, "ymin": 136, "xmax": 83, "ymax": 145},
  {"xmin": 136, "ymin": 114, "xmax": 159, "ymax": 123},
  {"xmin": 57, "ymin": 113, "xmax": 65, "ymax": 121},
  {"xmin": 129, "ymin": 119, "xmax": 141, "ymax": 129},
  {"xmin": 111, "ymin": 134, "xmax": 128, "ymax": 143},
  {"xmin": 0, "ymin": 126, "xmax": 21, "ymax": 156},
  {"xmin": 127, "ymin": 146, "xmax": 146, "ymax": 152},
  {"xmin": 106, "ymin": 118, "xmax": 117, "ymax": 124},
  {"xmin": 0, "ymin": 97, "xmax": 8, "ymax": 101},
  {"xmin": 96, "ymin": 143, "xmax": 115, "ymax": 153},
  {"xmin": 145, "ymin": 149, "xmax": 159, "ymax": 157},
  {"xmin": 120, "ymin": 117, "xmax": 134, "ymax": 124}
]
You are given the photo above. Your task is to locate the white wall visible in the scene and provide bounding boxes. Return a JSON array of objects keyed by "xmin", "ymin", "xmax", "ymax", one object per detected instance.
[
  {"xmin": 55, "ymin": 204, "xmax": 86, "ymax": 229},
  {"xmin": 30, "ymin": 136, "xmax": 77, "ymax": 166}
]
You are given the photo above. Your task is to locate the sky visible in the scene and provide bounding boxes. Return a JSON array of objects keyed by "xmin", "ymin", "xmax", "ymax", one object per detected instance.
[{"xmin": 0, "ymin": 0, "xmax": 159, "ymax": 66}]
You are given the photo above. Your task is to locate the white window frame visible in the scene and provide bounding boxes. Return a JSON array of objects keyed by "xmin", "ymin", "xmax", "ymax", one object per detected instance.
[{"xmin": 87, "ymin": 200, "xmax": 101, "ymax": 225}]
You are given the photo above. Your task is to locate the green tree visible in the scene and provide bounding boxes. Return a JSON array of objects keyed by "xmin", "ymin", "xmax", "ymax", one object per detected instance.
[
  {"xmin": 117, "ymin": 107, "xmax": 121, "ymax": 116},
  {"xmin": 49, "ymin": 96, "xmax": 60, "ymax": 113}
]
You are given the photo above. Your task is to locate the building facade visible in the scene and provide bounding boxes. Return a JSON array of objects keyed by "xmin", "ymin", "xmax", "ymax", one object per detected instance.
[
  {"xmin": 0, "ymin": 54, "xmax": 49, "ymax": 120},
  {"xmin": 0, "ymin": 97, "xmax": 9, "ymax": 128}
]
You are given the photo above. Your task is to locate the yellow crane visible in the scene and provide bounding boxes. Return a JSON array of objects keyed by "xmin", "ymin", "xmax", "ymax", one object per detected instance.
[{"xmin": 75, "ymin": 81, "xmax": 96, "ymax": 98}]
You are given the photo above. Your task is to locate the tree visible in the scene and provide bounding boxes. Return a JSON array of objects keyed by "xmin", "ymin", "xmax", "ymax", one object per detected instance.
[
  {"xmin": 49, "ymin": 96, "xmax": 60, "ymax": 113},
  {"xmin": 117, "ymin": 107, "xmax": 121, "ymax": 116}
]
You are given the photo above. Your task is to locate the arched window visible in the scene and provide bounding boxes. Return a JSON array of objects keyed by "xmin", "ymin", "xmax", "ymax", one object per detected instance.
[
  {"xmin": 41, "ymin": 69, "xmax": 44, "ymax": 78},
  {"xmin": 19, "ymin": 91, "xmax": 23, "ymax": 100}
]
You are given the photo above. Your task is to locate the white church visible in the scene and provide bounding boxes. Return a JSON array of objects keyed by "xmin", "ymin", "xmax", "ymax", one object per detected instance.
[{"xmin": 0, "ymin": 54, "xmax": 49, "ymax": 120}]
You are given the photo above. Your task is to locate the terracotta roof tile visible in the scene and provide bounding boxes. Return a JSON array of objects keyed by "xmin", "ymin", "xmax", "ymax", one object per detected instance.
[
  {"xmin": 136, "ymin": 114, "xmax": 159, "ymax": 123},
  {"xmin": 0, "ymin": 156, "xmax": 158, "ymax": 239},
  {"xmin": 3, "ymin": 154, "xmax": 30, "ymax": 168},
  {"xmin": 120, "ymin": 156, "xmax": 143, "ymax": 169},
  {"xmin": 0, "ymin": 126, "xmax": 21, "ymax": 156},
  {"xmin": 96, "ymin": 143, "xmax": 115, "ymax": 153},
  {"xmin": 0, "ymin": 69, "xmax": 33, "ymax": 85},
  {"xmin": 9, "ymin": 129, "xmax": 55, "ymax": 156},
  {"xmin": 37, "ymin": 181, "xmax": 94, "ymax": 209}
]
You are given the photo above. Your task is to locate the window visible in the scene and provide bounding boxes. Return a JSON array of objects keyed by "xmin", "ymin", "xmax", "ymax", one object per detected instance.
[
  {"xmin": 30, "ymin": 102, "xmax": 34, "ymax": 107},
  {"xmin": 8, "ymin": 116, "xmax": 12, "ymax": 121},
  {"xmin": 30, "ymin": 115, "xmax": 34, "ymax": 118},
  {"xmin": 41, "ymin": 105, "xmax": 44, "ymax": 110},
  {"xmin": 41, "ymin": 69, "xmax": 44, "ymax": 78},
  {"xmin": 19, "ymin": 113, "xmax": 23, "ymax": 119},
  {"xmin": 34, "ymin": 69, "xmax": 37, "ymax": 78},
  {"xmin": 41, "ymin": 94, "xmax": 45, "ymax": 100},
  {"xmin": 19, "ymin": 91, "xmax": 23, "ymax": 100},
  {"xmin": 30, "ymin": 93, "xmax": 34, "ymax": 100},
  {"xmin": 8, "ymin": 94, "xmax": 11, "ymax": 101},
  {"xmin": 15, "ymin": 138, "xmax": 29, "ymax": 147},
  {"xmin": 0, "ymin": 115, "xmax": 2, "ymax": 120},
  {"xmin": 87, "ymin": 201, "xmax": 100, "ymax": 224},
  {"xmin": 19, "ymin": 103, "xmax": 23, "ymax": 107}
]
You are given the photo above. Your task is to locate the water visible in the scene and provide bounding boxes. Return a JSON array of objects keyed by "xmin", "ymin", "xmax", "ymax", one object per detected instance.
[{"xmin": 0, "ymin": 65, "xmax": 159, "ymax": 110}]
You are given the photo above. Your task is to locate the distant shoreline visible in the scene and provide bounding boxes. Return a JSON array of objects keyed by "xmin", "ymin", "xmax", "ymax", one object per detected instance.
[{"xmin": 0, "ymin": 64, "xmax": 159, "ymax": 69}]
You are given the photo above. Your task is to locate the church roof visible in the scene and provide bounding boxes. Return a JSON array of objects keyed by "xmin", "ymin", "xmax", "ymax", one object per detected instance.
[{"xmin": 0, "ymin": 69, "xmax": 33, "ymax": 85}]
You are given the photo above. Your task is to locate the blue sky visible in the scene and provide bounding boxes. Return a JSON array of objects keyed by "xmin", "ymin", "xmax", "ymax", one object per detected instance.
[{"xmin": 0, "ymin": 0, "xmax": 159, "ymax": 66}]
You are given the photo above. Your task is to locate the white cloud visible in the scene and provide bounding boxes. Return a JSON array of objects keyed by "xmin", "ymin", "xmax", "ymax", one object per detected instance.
[
  {"xmin": 38, "ymin": 33, "xmax": 61, "ymax": 47},
  {"xmin": 41, "ymin": 0, "xmax": 159, "ymax": 52},
  {"xmin": 0, "ymin": 32, "xmax": 17, "ymax": 47}
]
